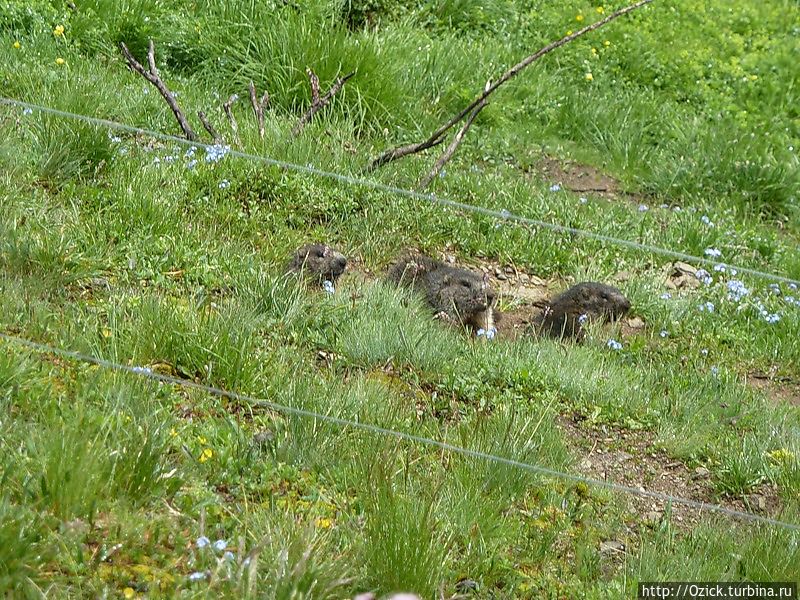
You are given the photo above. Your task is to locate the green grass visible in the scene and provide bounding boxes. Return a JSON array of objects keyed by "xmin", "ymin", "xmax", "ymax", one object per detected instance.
[{"xmin": 0, "ymin": 0, "xmax": 799, "ymax": 596}]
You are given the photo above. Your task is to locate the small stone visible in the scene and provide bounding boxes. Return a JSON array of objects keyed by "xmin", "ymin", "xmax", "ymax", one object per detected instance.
[
  {"xmin": 600, "ymin": 540, "xmax": 625, "ymax": 553},
  {"xmin": 494, "ymin": 267, "xmax": 507, "ymax": 280},
  {"xmin": 614, "ymin": 270, "xmax": 633, "ymax": 282},
  {"xmin": 693, "ymin": 466, "xmax": 710, "ymax": 479},
  {"xmin": 253, "ymin": 430, "xmax": 274, "ymax": 446},
  {"xmin": 626, "ymin": 316, "xmax": 646, "ymax": 329},
  {"xmin": 645, "ymin": 511, "xmax": 662, "ymax": 524}
]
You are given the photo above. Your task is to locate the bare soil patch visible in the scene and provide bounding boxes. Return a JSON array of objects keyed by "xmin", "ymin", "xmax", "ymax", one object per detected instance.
[
  {"xmin": 532, "ymin": 155, "xmax": 646, "ymax": 204},
  {"xmin": 748, "ymin": 371, "xmax": 800, "ymax": 407},
  {"xmin": 558, "ymin": 415, "xmax": 782, "ymax": 532}
]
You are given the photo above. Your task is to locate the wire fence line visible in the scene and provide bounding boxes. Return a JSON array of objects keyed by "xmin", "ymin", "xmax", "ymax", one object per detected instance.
[
  {"xmin": 2, "ymin": 331, "xmax": 799, "ymax": 533},
  {"xmin": 2, "ymin": 96, "xmax": 799, "ymax": 288}
]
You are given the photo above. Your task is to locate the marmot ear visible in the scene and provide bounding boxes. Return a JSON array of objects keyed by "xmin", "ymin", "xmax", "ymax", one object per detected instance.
[{"xmin": 322, "ymin": 246, "xmax": 331, "ymax": 257}]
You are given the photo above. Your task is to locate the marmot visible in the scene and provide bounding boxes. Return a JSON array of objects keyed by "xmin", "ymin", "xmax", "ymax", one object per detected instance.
[
  {"xmin": 387, "ymin": 253, "xmax": 497, "ymax": 332},
  {"xmin": 286, "ymin": 243, "xmax": 348, "ymax": 285},
  {"xmin": 536, "ymin": 281, "xmax": 630, "ymax": 339}
]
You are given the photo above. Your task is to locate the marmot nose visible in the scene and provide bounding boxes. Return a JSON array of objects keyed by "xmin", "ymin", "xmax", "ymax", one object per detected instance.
[{"xmin": 333, "ymin": 256, "xmax": 347, "ymax": 271}]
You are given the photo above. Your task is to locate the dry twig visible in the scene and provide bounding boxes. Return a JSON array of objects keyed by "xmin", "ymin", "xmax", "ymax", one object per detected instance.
[
  {"xmin": 366, "ymin": 0, "xmax": 654, "ymax": 172},
  {"xmin": 418, "ymin": 93, "xmax": 488, "ymax": 190},
  {"xmin": 223, "ymin": 94, "xmax": 242, "ymax": 146},
  {"xmin": 249, "ymin": 81, "xmax": 270, "ymax": 139},
  {"xmin": 291, "ymin": 68, "xmax": 355, "ymax": 136},
  {"xmin": 197, "ymin": 110, "xmax": 222, "ymax": 143},
  {"xmin": 120, "ymin": 40, "xmax": 197, "ymax": 141}
]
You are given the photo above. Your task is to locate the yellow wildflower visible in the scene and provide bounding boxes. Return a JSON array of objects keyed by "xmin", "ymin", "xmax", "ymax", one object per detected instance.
[
  {"xmin": 603, "ymin": 40, "xmax": 611, "ymax": 47},
  {"xmin": 748, "ymin": 74, "xmax": 758, "ymax": 81},
  {"xmin": 575, "ymin": 14, "xmax": 584, "ymax": 22},
  {"xmin": 767, "ymin": 448, "xmax": 795, "ymax": 464},
  {"xmin": 53, "ymin": 25, "xmax": 65, "ymax": 37},
  {"xmin": 566, "ymin": 30, "xmax": 573, "ymax": 36},
  {"xmin": 591, "ymin": 47, "xmax": 598, "ymax": 55},
  {"xmin": 13, "ymin": 41, "xmax": 20, "ymax": 49},
  {"xmin": 170, "ymin": 427, "xmax": 178, "ymax": 437},
  {"xmin": 596, "ymin": 6, "xmax": 605, "ymax": 13},
  {"xmin": 585, "ymin": 72, "xmax": 594, "ymax": 81},
  {"xmin": 198, "ymin": 436, "xmax": 207, "ymax": 444},
  {"xmin": 315, "ymin": 517, "xmax": 333, "ymax": 529},
  {"xmin": 55, "ymin": 57, "xmax": 65, "ymax": 65},
  {"xmin": 123, "ymin": 588, "xmax": 135, "ymax": 599},
  {"xmin": 199, "ymin": 448, "xmax": 213, "ymax": 463}
]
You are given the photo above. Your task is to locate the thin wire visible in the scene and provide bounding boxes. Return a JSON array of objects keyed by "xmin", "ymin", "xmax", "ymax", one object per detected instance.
[
  {"xmin": 2, "ymin": 97, "xmax": 799, "ymax": 288},
  {"xmin": 2, "ymin": 331, "xmax": 798, "ymax": 532}
]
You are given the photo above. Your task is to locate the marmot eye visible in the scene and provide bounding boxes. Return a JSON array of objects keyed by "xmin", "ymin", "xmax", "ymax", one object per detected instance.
[
  {"xmin": 461, "ymin": 280, "xmax": 471, "ymax": 287},
  {"xmin": 315, "ymin": 250, "xmax": 325, "ymax": 257}
]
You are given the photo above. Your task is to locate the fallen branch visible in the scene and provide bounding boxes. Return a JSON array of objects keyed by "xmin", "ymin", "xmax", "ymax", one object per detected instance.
[
  {"xmin": 197, "ymin": 110, "xmax": 222, "ymax": 143},
  {"xmin": 249, "ymin": 81, "xmax": 270, "ymax": 139},
  {"xmin": 120, "ymin": 40, "xmax": 198, "ymax": 141},
  {"xmin": 366, "ymin": 0, "xmax": 654, "ymax": 172},
  {"xmin": 291, "ymin": 69, "xmax": 355, "ymax": 137},
  {"xmin": 418, "ymin": 95, "xmax": 488, "ymax": 190},
  {"xmin": 223, "ymin": 94, "xmax": 241, "ymax": 146}
]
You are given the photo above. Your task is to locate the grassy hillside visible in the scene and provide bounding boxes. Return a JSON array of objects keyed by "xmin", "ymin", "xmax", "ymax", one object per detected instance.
[{"xmin": 1, "ymin": 0, "xmax": 799, "ymax": 597}]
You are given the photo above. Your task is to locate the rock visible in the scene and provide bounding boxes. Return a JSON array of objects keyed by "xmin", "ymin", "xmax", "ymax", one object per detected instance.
[
  {"xmin": 494, "ymin": 267, "xmax": 507, "ymax": 280},
  {"xmin": 645, "ymin": 511, "xmax": 663, "ymax": 524},
  {"xmin": 692, "ymin": 466, "xmax": 710, "ymax": 479},
  {"xmin": 456, "ymin": 579, "xmax": 480, "ymax": 593},
  {"xmin": 600, "ymin": 540, "xmax": 625, "ymax": 553},
  {"xmin": 613, "ymin": 451, "xmax": 634, "ymax": 463},
  {"xmin": 626, "ymin": 316, "xmax": 646, "ymax": 329},
  {"xmin": 614, "ymin": 270, "xmax": 633, "ymax": 283}
]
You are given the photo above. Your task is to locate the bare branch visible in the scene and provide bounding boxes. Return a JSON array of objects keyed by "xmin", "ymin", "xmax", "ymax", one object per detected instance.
[
  {"xmin": 366, "ymin": 0, "xmax": 654, "ymax": 171},
  {"xmin": 418, "ymin": 97, "xmax": 488, "ymax": 190},
  {"xmin": 291, "ymin": 71, "xmax": 355, "ymax": 137},
  {"xmin": 197, "ymin": 110, "xmax": 222, "ymax": 143},
  {"xmin": 223, "ymin": 94, "xmax": 241, "ymax": 146},
  {"xmin": 120, "ymin": 41, "xmax": 197, "ymax": 141}
]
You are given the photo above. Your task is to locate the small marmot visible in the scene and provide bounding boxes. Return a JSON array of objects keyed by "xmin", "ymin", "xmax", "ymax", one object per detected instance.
[
  {"xmin": 286, "ymin": 243, "xmax": 348, "ymax": 285},
  {"xmin": 536, "ymin": 281, "xmax": 630, "ymax": 339},
  {"xmin": 387, "ymin": 253, "xmax": 497, "ymax": 332}
]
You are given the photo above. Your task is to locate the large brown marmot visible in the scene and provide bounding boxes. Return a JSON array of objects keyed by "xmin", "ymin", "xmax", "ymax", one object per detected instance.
[
  {"xmin": 387, "ymin": 253, "xmax": 497, "ymax": 333},
  {"xmin": 536, "ymin": 281, "xmax": 630, "ymax": 339},
  {"xmin": 286, "ymin": 243, "xmax": 348, "ymax": 286}
]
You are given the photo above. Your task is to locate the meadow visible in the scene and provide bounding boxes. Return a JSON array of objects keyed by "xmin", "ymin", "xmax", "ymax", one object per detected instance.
[{"xmin": 0, "ymin": 0, "xmax": 799, "ymax": 597}]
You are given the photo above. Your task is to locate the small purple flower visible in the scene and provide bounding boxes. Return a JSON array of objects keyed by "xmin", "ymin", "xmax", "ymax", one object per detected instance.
[
  {"xmin": 713, "ymin": 264, "xmax": 726, "ymax": 272},
  {"xmin": 205, "ymin": 144, "xmax": 231, "ymax": 163},
  {"xmin": 726, "ymin": 280, "xmax": 749, "ymax": 302}
]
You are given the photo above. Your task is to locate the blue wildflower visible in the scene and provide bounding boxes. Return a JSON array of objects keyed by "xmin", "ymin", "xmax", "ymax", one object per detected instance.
[
  {"xmin": 22, "ymin": 107, "xmax": 33, "ymax": 115},
  {"xmin": 704, "ymin": 248, "xmax": 721, "ymax": 258},
  {"xmin": 218, "ymin": 179, "xmax": 230, "ymax": 189},
  {"xmin": 223, "ymin": 551, "xmax": 235, "ymax": 562},
  {"xmin": 186, "ymin": 159, "xmax": 198, "ymax": 170},
  {"xmin": 710, "ymin": 366, "xmax": 719, "ymax": 377},
  {"xmin": 579, "ymin": 197, "xmax": 588, "ymax": 204},
  {"xmin": 638, "ymin": 204, "xmax": 648, "ymax": 212},
  {"xmin": 477, "ymin": 327, "xmax": 498, "ymax": 340},
  {"xmin": 659, "ymin": 330, "xmax": 668, "ymax": 338},
  {"xmin": 726, "ymin": 280, "xmax": 749, "ymax": 302},
  {"xmin": 607, "ymin": 339, "xmax": 623, "ymax": 350},
  {"xmin": 578, "ymin": 313, "xmax": 589, "ymax": 325},
  {"xmin": 499, "ymin": 209, "xmax": 511, "ymax": 219},
  {"xmin": 695, "ymin": 269, "xmax": 713, "ymax": 286},
  {"xmin": 205, "ymin": 144, "xmax": 231, "ymax": 163},
  {"xmin": 196, "ymin": 536, "xmax": 210, "ymax": 548},
  {"xmin": 188, "ymin": 571, "xmax": 206, "ymax": 582},
  {"xmin": 768, "ymin": 283, "xmax": 781, "ymax": 295},
  {"xmin": 698, "ymin": 302, "xmax": 715, "ymax": 313},
  {"xmin": 213, "ymin": 539, "xmax": 227, "ymax": 552},
  {"xmin": 765, "ymin": 313, "xmax": 780, "ymax": 324},
  {"xmin": 660, "ymin": 292, "xmax": 672, "ymax": 300},
  {"xmin": 549, "ymin": 184, "xmax": 561, "ymax": 192},
  {"xmin": 700, "ymin": 215, "xmax": 714, "ymax": 227},
  {"xmin": 322, "ymin": 280, "xmax": 335, "ymax": 295},
  {"xmin": 131, "ymin": 366, "xmax": 153, "ymax": 375}
]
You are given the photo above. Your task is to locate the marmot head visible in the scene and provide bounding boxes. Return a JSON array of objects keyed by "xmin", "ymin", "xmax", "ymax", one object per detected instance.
[
  {"xmin": 562, "ymin": 282, "xmax": 631, "ymax": 319},
  {"xmin": 430, "ymin": 268, "xmax": 496, "ymax": 325},
  {"xmin": 286, "ymin": 243, "xmax": 348, "ymax": 284}
]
